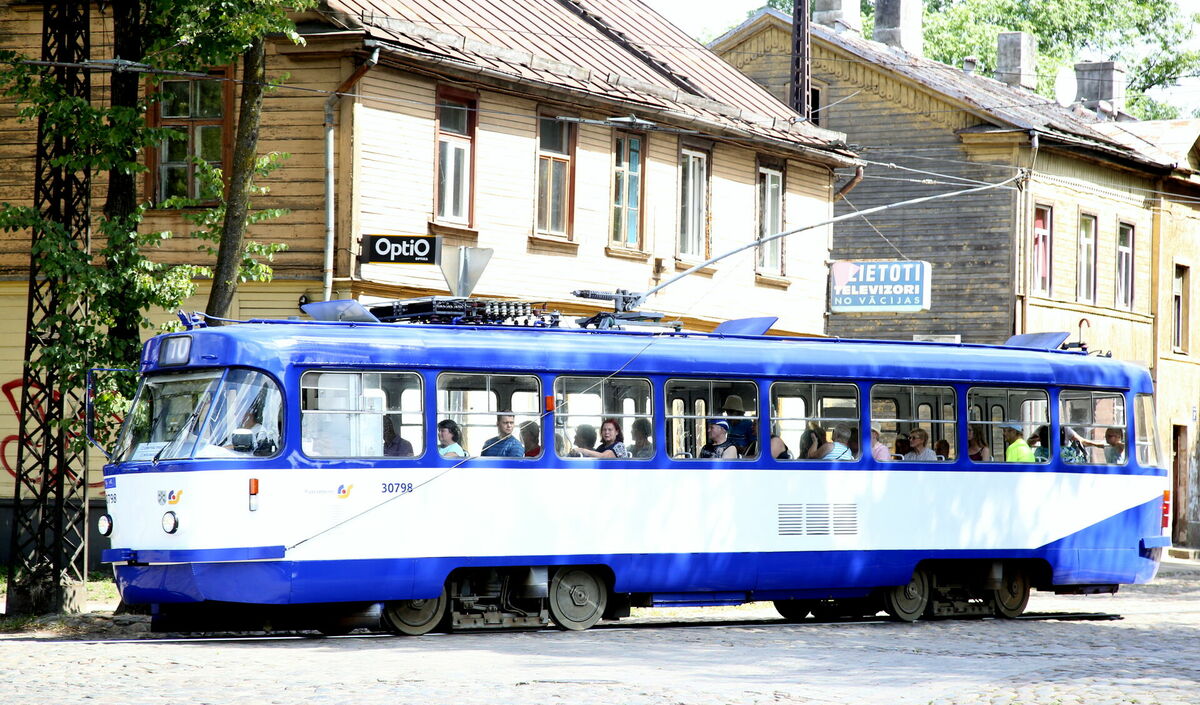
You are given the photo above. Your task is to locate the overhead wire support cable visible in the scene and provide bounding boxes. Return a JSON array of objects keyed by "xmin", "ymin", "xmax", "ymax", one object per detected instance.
[{"xmin": 633, "ymin": 173, "xmax": 1024, "ymax": 309}]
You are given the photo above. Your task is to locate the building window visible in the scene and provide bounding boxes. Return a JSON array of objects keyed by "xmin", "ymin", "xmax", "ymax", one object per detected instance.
[
  {"xmin": 757, "ymin": 166, "xmax": 784, "ymax": 275},
  {"xmin": 1032, "ymin": 205, "xmax": 1052, "ymax": 295},
  {"xmin": 1174, "ymin": 265, "xmax": 1189, "ymax": 352},
  {"xmin": 537, "ymin": 116, "xmax": 573, "ymax": 236},
  {"xmin": 679, "ymin": 148, "xmax": 708, "ymax": 259},
  {"xmin": 436, "ymin": 94, "xmax": 475, "ymax": 224},
  {"xmin": 1116, "ymin": 222, "xmax": 1134, "ymax": 309},
  {"xmin": 611, "ymin": 131, "xmax": 643, "ymax": 248},
  {"xmin": 1076, "ymin": 213, "xmax": 1097, "ymax": 304},
  {"xmin": 154, "ymin": 71, "xmax": 232, "ymax": 201}
]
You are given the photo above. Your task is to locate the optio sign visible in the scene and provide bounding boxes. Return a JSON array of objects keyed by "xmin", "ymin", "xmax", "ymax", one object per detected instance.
[{"xmin": 363, "ymin": 235, "xmax": 440, "ymax": 265}]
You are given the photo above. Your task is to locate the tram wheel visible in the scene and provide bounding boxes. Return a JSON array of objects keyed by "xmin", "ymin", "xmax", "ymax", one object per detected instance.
[
  {"xmin": 991, "ymin": 569, "xmax": 1031, "ymax": 619},
  {"xmin": 773, "ymin": 599, "xmax": 816, "ymax": 622},
  {"xmin": 382, "ymin": 588, "xmax": 448, "ymax": 635},
  {"xmin": 548, "ymin": 567, "xmax": 608, "ymax": 631},
  {"xmin": 882, "ymin": 569, "xmax": 930, "ymax": 622}
]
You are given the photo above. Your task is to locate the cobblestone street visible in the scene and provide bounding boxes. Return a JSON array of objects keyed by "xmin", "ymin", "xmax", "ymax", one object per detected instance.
[{"xmin": 2, "ymin": 560, "xmax": 1198, "ymax": 705}]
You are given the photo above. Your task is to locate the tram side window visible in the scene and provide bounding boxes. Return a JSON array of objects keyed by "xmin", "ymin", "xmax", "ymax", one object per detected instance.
[
  {"xmin": 871, "ymin": 385, "xmax": 956, "ymax": 461},
  {"xmin": 966, "ymin": 388, "xmax": 1049, "ymax": 463},
  {"xmin": 770, "ymin": 382, "xmax": 859, "ymax": 461},
  {"xmin": 437, "ymin": 373, "xmax": 541, "ymax": 458},
  {"xmin": 1060, "ymin": 390, "xmax": 1127, "ymax": 465},
  {"xmin": 1135, "ymin": 393, "xmax": 1163, "ymax": 467},
  {"xmin": 665, "ymin": 379, "xmax": 758, "ymax": 459},
  {"xmin": 300, "ymin": 371, "xmax": 424, "ymax": 458},
  {"xmin": 554, "ymin": 376, "xmax": 653, "ymax": 459},
  {"xmin": 196, "ymin": 369, "xmax": 284, "ymax": 458}
]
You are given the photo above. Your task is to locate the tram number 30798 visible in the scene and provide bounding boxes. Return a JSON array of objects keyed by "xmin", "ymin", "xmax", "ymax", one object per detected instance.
[{"xmin": 381, "ymin": 482, "xmax": 415, "ymax": 495}]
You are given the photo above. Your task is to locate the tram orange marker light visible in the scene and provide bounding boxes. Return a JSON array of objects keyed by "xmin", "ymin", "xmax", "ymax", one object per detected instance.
[
  {"xmin": 249, "ymin": 478, "xmax": 259, "ymax": 495},
  {"xmin": 1162, "ymin": 490, "xmax": 1171, "ymax": 529},
  {"xmin": 545, "ymin": 395, "xmax": 555, "ymax": 411}
]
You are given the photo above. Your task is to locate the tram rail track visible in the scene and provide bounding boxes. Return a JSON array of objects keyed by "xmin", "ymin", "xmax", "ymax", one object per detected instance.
[{"xmin": 21, "ymin": 610, "xmax": 1124, "ymax": 645}]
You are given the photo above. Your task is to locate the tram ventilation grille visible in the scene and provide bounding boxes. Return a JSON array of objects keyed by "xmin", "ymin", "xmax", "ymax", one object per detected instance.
[{"xmin": 777, "ymin": 504, "xmax": 858, "ymax": 536}]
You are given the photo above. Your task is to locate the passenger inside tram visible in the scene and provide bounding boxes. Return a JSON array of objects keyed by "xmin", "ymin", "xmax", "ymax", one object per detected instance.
[
  {"xmin": 628, "ymin": 418, "xmax": 654, "ymax": 458},
  {"xmin": 383, "ymin": 417, "xmax": 415, "ymax": 457}
]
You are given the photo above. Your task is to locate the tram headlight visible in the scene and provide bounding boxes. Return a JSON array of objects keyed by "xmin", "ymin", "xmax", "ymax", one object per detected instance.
[
  {"xmin": 161, "ymin": 511, "xmax": 179, "ymax": 534},
  {"xmin": 97, "ymin": 514, "xmax": 113, "ymax": 537}
]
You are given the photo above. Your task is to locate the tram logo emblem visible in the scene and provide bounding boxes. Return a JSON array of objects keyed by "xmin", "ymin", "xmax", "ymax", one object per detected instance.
[
  {"xmin": 337, "ymin": 484, "xmax": 353, "ymax": 498},
  {"xmin": 158, "ymin": 490, "xmax": 183, "ymax": 505}
]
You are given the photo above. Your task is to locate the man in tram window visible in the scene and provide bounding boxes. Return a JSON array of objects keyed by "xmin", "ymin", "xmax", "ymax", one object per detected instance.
[
  {"xmin": 383, "ymin": 416, "xmax": 414, "ymax": 457},
  {"xmin": 721, "ymin": 395, "xmax": 753, "ymax": 452},
  {"xmin": 482, "ymin": 413, "xmax": 525, "ymax": 457},
  {"xmin": 999, "ymin": 421, "xmax": 1036, "ymax": 463},
  {"xmin": 566, "ymin": 424, "xmax": 597, "ymax": 457},
  {"xmin": 700, "ymin": 419, "xmax": 738, "ymax": 459}
]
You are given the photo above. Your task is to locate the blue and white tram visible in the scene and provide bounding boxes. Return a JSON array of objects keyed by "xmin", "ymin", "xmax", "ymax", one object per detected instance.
[{"xmin": 99, "ymin": 314, "xmax": 1171, "ymax": 632}]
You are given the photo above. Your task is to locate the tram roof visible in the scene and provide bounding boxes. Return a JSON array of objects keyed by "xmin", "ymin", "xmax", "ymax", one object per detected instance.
[{"xmin": 143, "ymin": 320, "xmax": 1151, "ymax": 392}]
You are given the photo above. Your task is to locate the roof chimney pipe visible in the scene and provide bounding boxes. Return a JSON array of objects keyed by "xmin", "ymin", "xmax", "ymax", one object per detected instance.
[
  {"xmin": 995, "ymin": 32, "xmax": 1037, "ymax": 90},
  {"xmin": 1074, "ymin": 61, "xmax": 1126, "ymax": 116},
  {"xmin": 873, "ymin": 0, "xmax": 922, "ymax": 57},
  {"xmin": 813, "ymin": 0, "xmax": 862, "ymax": 34}
]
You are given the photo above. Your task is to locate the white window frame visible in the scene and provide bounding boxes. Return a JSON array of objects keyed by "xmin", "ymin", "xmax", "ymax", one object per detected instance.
[
  {"xmin": 1032, "ymin": 205, "xmax": 1052, "ymax": 296},
  {"xmin": 1116, "ymin": 222, "xmax": 1134, "ymax": 309},
  {"xmin": 436, "ymin": 98, "xmax": 473, "ymax": 225},
  {"xmin": 1076, "ymin": 213, "xmax": 1097, "ymax": 304},
  {"xmin": 1175, "ymin": 264, "xmax": 1189, "ymax": 353},
  {"xmin": 611, "ymin": 131, "xmax": 644, "ymax": 249},
  {"xmin": 537, "ymin": 116, "xmax": 572, "ymax": 237},
  {"xmin": 757, "ymin": 166, "xmax": 784, "ymax": 275},
  {"xmin": 679, "ymin": 148, "xmax": 708, "ymax": 259}
]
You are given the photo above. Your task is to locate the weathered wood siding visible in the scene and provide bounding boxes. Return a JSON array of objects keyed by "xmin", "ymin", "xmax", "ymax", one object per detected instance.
[
  {"xmin": 350, "ymin": 65, "xmax": 835, "ymax": 333},
  {"xmin": 811, "ymin": 46, "xmax": 1018, "ymax": 343}
]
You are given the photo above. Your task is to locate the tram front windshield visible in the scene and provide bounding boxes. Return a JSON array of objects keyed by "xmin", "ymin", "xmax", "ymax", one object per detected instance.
[{"xmin": 113, "ymin": 369, "xmax": 283, "ymax": 463}]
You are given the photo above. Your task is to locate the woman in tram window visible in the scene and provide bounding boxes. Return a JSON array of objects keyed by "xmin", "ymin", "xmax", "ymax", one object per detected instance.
[
  {"xmin": 629, "ymin": 418, "xmax": 654, "ymax": 458},
  {"xmin": 437, "ymin": 419, "xmax": 467, "ymax": 458},
  {"xmin": 574, "ymin": 418, "xmax": 630, "ymax": 459},
  {"xmin": 966, "ymin": 425, "xmax": 992, "ymax": 462},
  {"xmin": 902, "ymin": 428, "xmax": 937, "ymax": 461}
]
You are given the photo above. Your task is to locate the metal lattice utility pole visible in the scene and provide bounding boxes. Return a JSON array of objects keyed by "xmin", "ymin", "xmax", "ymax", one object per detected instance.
[
  {"xmin": 790, "ymin": 0, "xmax": 811, "ymax": 119},
  {"xmin": 5, "ymin": 0, "xmax": 92, "ymax": 616}
]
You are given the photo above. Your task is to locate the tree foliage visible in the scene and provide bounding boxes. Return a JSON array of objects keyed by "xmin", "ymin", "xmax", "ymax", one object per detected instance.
[
  {"xmin": 0, "ymin": 0, "xmax": 311, "ymax": 444},
  {"xmin": 763, "ymin": 0, "xmax": 1200, "ymax": 119}
]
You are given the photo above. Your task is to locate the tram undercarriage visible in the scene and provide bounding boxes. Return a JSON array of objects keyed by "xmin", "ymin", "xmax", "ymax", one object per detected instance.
[{"xmin": 144, "ymin": 558, "xmax": 1121, "ymax": 634}]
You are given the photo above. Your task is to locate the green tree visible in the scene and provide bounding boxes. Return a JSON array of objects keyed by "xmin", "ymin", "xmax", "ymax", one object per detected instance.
[
  {"xmin": 0, "ymin": 0, "xmax": 310, "ymax": 436},
  {"xmin": 141, "ymin": 0, "xmax": 314, "ymax": 320},
  {"xmin": 762, "ymin": 0, "xmax": 1200, "ymax": 119}
]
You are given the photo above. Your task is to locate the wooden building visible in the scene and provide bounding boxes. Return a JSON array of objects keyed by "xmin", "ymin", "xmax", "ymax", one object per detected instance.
[
  {"xmin": 712, "ymin": 4, "xmax": 1200, "ymax": 551},
  {"xmin": 0, "ymin": 1, "xmax": 856, "ymax": 560}
]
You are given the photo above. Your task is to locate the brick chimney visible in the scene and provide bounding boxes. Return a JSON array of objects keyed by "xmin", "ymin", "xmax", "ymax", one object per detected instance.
[
  {"xmin": 1074, "ymin": 61, "xmax": 1126, "ymax": 115},
  {"xmin": 813, "ymin": 0, "xmax": 861, "ymax": 34},
  {"xmin": 873, "ymin": 0, "xmax": 922, "ymax": 57},
  {"xmin": 995, "ymin": 32, "xmax": 1037, "ymax": 90}
]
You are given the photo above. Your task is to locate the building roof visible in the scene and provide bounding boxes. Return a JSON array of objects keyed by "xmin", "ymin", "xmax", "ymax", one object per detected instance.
[
  {"xmin": 316, "ymin": 0, "xmax": 856, "ymax": 163},
  {"xmin": 1092, "ymin": 120, "xmax": 1200, "ymax": 173},
  {"xmin": 709, "ymin": 7, "xmax": 1175, "ymax": 171}
]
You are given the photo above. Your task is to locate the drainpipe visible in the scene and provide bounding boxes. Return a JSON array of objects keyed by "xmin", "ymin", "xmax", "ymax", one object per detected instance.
[
  {"xmin": 324, "ymin": 47, "xmax": 380, "ymax": 301},
  {"xmin": 1017, "ymin": 131, "xmax": 1039, "ymax": 336},
  {"xmin": 833, "ymin": 166, "xmax": 864, "ymax": 202}
]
